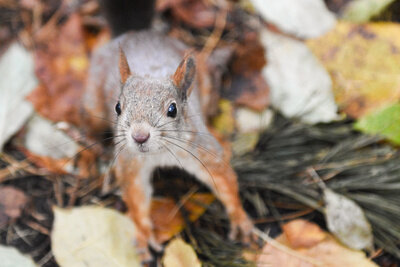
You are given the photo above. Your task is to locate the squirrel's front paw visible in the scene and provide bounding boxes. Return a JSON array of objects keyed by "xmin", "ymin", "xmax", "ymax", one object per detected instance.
[
  {"xmin": 135, "ymin": 234, "xmax": 163, "ymax": 263},
  {"xmin": 136, "ymin": 245, "xmax": 153, "ymax": 263},
  {"xmin": 229, "ymin": 216, "xmax": 254, "ymax": 243},
  {"xmin": 148, "ymin": 235, "xmax": 163, "ymax": 252}
]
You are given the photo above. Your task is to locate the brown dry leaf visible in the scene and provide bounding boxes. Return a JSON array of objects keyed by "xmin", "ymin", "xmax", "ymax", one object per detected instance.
[
  {"xmin": 257, "ymin": 219, "xmax": 378, "ymax": 267},
  {"xmin": 28, "ymin": 13, "xmax": 88, "ymax": 126},
  {"xmin": 226, "ymin": 33, "xmax": 269, "ymax": 111},
  {"xmin": 307, "ymin": 21, "xmax": 400, "ymax": 118},
  {"xmin": 162, "ymin": 238, "xmax": 201, "ymax": 267},
  {"xmin": 0, "ymin": 186, "xmax": 28, "ymax": 227},
  {"xmin": 282, "ymin": 219, "xmax": 327, "ymax": 249},
  {"xmin": 151, "ymin": 193, "xmax": 214, "ymax": 243}
]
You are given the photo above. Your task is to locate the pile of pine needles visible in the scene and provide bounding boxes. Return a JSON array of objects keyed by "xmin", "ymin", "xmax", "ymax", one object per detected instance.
[{"xmin": 184, "ymin": 114, "xmax": 400, "ymax": 266}]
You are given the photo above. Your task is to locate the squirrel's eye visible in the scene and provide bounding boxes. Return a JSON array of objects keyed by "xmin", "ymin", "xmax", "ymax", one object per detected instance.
[
  {"xmin": 167, "ymin": 103, "xmax": 177, "ymax": 118},
  {"xmin": 115, "ymin": 102, "xmax": 121, "ymax": 115}
]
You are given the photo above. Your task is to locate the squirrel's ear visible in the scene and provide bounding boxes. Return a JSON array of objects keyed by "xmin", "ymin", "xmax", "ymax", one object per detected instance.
[
  {"xmin": 173, "ymin": 54, "xmax": 196, "ymax": 99},
  {"xmin": 119, "ymin": 47, "xmax": 131, "ymax": 84}
]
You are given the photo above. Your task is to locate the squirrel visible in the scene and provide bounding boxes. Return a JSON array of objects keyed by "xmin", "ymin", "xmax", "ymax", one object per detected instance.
[{"xmin": 82, "ymin": 0, "xmax": 253, "ymax": 261}]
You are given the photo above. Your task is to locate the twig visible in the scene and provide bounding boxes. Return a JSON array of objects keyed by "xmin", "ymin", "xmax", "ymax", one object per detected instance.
[
  {"xmin": 24, "ymin": 220, "xmax": 50, "ymax": 235},
  {"xmin": 200, "ymin": 1, "xmax": 228, "ymax": 58},
  {"xmin": 167, "ymin": 186, "xmax": 199, "ymax": 222},
  {"xmin": 254, "ymin": 208, "xmax": 314, "ymax": 224}
]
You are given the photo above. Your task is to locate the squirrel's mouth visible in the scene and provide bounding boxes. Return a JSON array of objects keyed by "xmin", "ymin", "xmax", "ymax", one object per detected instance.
[{"xmin": 137, "ymin": 145, "xmax": 149, "ymax": 153}]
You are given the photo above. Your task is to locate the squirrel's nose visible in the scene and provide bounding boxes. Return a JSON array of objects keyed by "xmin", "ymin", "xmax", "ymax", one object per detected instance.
[{"xmin": 132, "ymin": 132, "xmax": 150, "ymax": 144}]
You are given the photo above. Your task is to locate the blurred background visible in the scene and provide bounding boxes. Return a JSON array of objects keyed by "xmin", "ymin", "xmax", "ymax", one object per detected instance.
[{"xmin": 0, "ymin": 0, "xmax": 400, "ymax": 266}]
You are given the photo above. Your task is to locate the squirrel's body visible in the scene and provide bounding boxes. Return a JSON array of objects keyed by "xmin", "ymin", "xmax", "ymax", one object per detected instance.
[{"xmin": 83, "ymin": 3, "xmax": 253, "ymax": 261}]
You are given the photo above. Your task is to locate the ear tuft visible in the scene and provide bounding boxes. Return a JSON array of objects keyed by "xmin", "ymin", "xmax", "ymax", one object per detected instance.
[
  {"xmin": 173, "ymin": 54, "xmax": 196, "ymax": 99},
  {"xmin": 119, "ymin": 46, "xmax": 131, "ymax": 84}
]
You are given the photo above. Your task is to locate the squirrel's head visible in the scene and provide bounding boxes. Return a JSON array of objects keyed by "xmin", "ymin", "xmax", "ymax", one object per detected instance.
[{"xmin": 115, "ymin": 48, "xmax": 196, "ymax": 154}]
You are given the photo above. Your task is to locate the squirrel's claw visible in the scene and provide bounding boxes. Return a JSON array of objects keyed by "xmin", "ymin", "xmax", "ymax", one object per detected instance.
[
  {"xmin": 229, "ymin": 216, "xmax": 255, "ymax": 244},
  {"xmin": 136, "ymin": 246, "xmax": 153, "ymax": 263},
  {"xmin": 148, "ymin": 236, "xmax": 163, "ymax": 252}
]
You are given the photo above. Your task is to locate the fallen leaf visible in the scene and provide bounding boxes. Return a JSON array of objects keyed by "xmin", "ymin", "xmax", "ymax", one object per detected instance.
[
  {"xmin": 307, "ymin": 22, "xmax": 400, "ymax": 118},
  {"xmin": 232, "ymin": 132, "xmax": 259, "ymax": 156},
  {"xmin": 235, "ymin": 108, "xmax": 273, "ymax": 133},
  {"xmin": 151, "ymin": 193, "xmax": 214, "ymax": 243},
  {"xmin": 0, "ymin": 186, "xmax": 28, "ymax": 227},
  {"xmin": 257, "ymin": 220, "xmax": 378, "ymax": 267},
  {"xmin": 282, "ymin": 219, "xmax": 327, "ymax": 249},
  {"xmin": 0, "ymin": 245, "xmax": 37, "ymax": 267},
  {"xmin": 162, "ymin": 238, "xmax": 201, "ymax": 267},
  {"xmin": 24, "ymin": 115, "xmax": 79, "ymax": 160},
  {"xmin": 22, "ymin": 114, "xmax": 97, "ymax": 177},
  {"xmin": 354, "ymin": 103, "xmax": 400, "ymax": 145},
  {"xmin": 324, "ymin": 188, "xmax": 374, "ymax": 252},
  {"xmin": 52, "ymin": 206, "xmax": 140, "ymax": 267},
  {"xmin": 342, "ymin": 0, "xmax": 396, "ymax": 22},
  {"xmin": 250, "ymin": 0, "xmax": 336, "ymax": 38},
  {"xmin": 261, "ymin": 29, "xmax": 339, "ymax": 124},
  {"xmin": 0, "ymin": 42, "xmax": 37, "ymax": 152},
  {"xmin": 226, "ymin": 33, "xmax": 270, "ymax": 111},
  {"xmin": 28, "ymin": 13, "xmax": 88, "ymax": 126},
  {"xmin": 211, "ymin": 99, "xmax": 235, "ymax": 136}
]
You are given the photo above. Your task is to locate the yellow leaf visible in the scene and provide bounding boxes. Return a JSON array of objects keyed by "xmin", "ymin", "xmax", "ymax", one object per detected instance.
[
  {"xmin": 51, "ymin": 206, "xmax": 140, "ymax": 267},
  {"xmin": 162, "ymin": 238, "xmax": 201, "ymax": 267},
  {"xmin": 307, "ymin": 22, "xmax": 400, "ymax": 119},
  {"xmin": 211, "ymin": 99, "xmax": 235, "ymax": 136}
]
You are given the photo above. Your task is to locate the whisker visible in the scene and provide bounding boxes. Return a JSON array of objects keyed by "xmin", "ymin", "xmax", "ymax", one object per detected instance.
[
  {"xmin": 102, "ymin": 141, "xmax": 127, "ymax": 194},
  {"xmin": 43, "ymin": 129, "xmax": 125, "ymax": 152},
  {"xmin": 161, "ymin": 134, "xmax": 221, "ymax": 161},
  {"xmin": 156, "ymin": 118, "xmax": 179, "ymax": 129},
  {"xmin": 154, "ymin": 105, "xmax": 166, "ymax": 128},
  {"xmin": 60, "ymin": 135, "xmax": 116, "ymax": 172},
  {"xmin": 162, "ymin": 138, "xmax": 219, "ymax": 194},
  {"xmin": 160, "ymin": 143, "xmax": 184, "ymax": 170}
]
